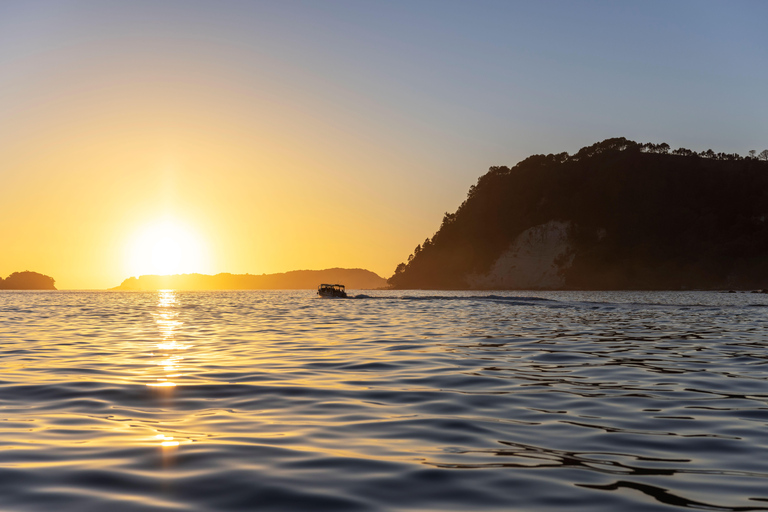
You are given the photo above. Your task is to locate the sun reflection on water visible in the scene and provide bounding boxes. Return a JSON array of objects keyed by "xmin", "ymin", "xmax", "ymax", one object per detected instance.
[
  {"xmin": 146, "ymin": 290, "xmax": 196, "ymax": 452},
  {"xmin": 155, "ymin": 434, "xmax": 180, "ymax": 447},
  {"xmin": 147, "ymin": 290, "xmax": 188, "ymax": 388}
]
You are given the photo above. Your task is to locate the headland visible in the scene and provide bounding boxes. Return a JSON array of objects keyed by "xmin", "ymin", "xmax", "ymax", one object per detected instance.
[
  {"xmin": 112, "ymin": 268, "xmax": 386, "ymax": 291},
  {"xmin": 389, "ymin": 138, "xmax": 768, "ymax": 290}
]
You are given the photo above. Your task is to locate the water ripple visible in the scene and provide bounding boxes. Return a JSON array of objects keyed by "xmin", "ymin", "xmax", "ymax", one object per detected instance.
[{"xmin": 2, "ymin": 290, "xmax": 768, "ymax": 510}]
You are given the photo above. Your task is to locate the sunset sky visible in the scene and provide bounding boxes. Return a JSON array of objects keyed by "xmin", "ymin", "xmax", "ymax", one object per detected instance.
[{"xmin": 2, "ymin": 0, "xmax": 766, "ymax": 289}]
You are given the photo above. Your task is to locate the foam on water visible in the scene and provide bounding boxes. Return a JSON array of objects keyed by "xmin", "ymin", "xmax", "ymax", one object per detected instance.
[{"xmin": 1, "ymin": 290, "xmax": 768, "ymax": 511}]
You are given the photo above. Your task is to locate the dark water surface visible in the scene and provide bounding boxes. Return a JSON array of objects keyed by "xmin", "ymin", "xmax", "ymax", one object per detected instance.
[{"xmin": 2, "ymin": 290, "xmax": 768, "ymax": 511}]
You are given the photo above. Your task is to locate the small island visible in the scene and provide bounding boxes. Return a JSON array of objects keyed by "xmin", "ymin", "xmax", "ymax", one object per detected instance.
[
  {"xmin": 0, "ymin": 271, "xmax": 57, "ymax": 290},
  {"xmin": 389, "ymin": 138, "xmax": 768, "ymax": 290}
]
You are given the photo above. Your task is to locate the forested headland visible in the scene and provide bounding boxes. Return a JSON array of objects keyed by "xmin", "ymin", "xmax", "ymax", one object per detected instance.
[
  {"xmin": 389, "ymin": 138, "xmax": 768, "ymax": 290},
  {"xmin": 0, "ymin": 271, "xmax": 57, "ymax": 290}
]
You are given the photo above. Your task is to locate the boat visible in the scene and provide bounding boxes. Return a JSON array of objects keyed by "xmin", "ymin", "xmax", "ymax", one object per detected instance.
[{"xmin": 317, "ymin": 283, "xmax": 347, "ymax": 298}]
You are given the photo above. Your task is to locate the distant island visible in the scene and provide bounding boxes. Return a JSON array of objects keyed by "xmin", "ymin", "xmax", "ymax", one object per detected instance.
[
  {"xmin": 112, "ymin": 268, "xmax": 386, "ymax": 291},
  {"xmin": 0, "ymin": 271, "xmax": 57, "ymax": 290},
  {"xmin": 389, "ymin": 138, "xmax": 768, "ymax": 290}
]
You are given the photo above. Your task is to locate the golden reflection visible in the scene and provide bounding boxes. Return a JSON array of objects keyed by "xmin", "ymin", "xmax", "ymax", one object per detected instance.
[
  {"xmin": 155, "ymin": 434, "xmax": 181, "ymax": 447},
  {"xmin": 142, "ymin": 291, "xmax": 202, "ymax": 457},
  {"xmin": 146, "ymin": 290, "xmax": 189, "ymax": 388}
]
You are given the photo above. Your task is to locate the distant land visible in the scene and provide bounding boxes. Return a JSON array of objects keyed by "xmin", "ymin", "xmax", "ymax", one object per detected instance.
[
  {"xmin": 389, "ymin": 138, "xmax": 768, "ymax": 290},
  {"xmin": 0, "ymin": 271, "xmax": 56, "ymax": 290},
  {"xmin": 112, "ymin": 268, "xmax": 387, "ymax": 291}
]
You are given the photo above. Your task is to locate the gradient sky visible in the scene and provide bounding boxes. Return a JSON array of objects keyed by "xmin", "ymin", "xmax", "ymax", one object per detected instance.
[{"xmin": 2, "ymin": 0, "xmax": 767, "ymax": 289}]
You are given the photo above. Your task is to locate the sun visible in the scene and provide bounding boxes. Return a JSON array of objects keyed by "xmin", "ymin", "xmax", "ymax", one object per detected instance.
[{"xmin": 126, "ymin": 219, "xmax": 208, "ymax": 276}]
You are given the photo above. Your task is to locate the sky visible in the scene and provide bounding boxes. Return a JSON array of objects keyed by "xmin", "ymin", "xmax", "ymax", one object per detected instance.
[{"xmin": 1, "ymin": 0, "xmax": 766, "ymax": 289}]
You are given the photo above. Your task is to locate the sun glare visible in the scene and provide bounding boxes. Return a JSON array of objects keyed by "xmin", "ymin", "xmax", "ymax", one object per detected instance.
[{"xmin": 127, "ymin": 219, "xmax": 208, "ymax": 276}]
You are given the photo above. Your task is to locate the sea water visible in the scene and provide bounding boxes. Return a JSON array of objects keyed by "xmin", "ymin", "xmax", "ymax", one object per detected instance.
[{"xmin": 2, "ymin": 290, "xmax": 768, "ymax": 511}]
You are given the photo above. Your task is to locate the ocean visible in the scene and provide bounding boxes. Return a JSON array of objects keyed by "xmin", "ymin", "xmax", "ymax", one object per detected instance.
[{"xmin": 2, "ymin": 290, "xmax": 768, "ymax": 511}]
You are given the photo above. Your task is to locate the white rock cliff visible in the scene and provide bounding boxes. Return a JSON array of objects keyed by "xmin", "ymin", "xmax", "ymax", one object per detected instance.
[{"xmin": 465, "ymin": 220, "xmax": 575, "ymax": 289}]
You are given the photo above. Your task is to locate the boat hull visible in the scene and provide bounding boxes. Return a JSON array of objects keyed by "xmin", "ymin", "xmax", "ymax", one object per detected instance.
[{"xmin": 318, "ymin": 291, "xmax": 347, "ymax": 298}]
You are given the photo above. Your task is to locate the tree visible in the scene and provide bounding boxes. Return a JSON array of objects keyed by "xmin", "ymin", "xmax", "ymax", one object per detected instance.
[
  {"xmin": 759, "ymin": 150, "xmax": 768, "ymax": 161},
  {"xmin": 749, "ymin": 150, "xmax": 756, "ymax": 159}
]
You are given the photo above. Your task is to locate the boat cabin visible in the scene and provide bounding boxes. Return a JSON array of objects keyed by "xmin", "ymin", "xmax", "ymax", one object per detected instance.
[{"xmin": 318, "ymin": 283, "xmax": 347, "ymax": 298}]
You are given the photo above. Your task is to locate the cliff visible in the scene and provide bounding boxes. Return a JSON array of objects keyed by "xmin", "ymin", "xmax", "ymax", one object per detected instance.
[
  {"xmin": 112, "ymin": 268, "xmax": 387, "ymax": 291},
  {"xmin": 389, "ymin": 138, "xmax": 768, "ymax": 290},
  {"xmin": 0, "ymin": 271, "xmax": 57, "ymax": 290}
]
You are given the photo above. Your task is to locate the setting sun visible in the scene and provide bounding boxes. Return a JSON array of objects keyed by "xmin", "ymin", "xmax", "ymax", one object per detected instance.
[{"xmin": 126, "ymin": 219, "xmax": 208, "ymax": 276}]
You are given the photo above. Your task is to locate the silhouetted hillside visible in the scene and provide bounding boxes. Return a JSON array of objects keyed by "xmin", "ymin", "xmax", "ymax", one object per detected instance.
[
  {"xmin": 389, "ymin": 138, "xmax": 768, "ymax": 290},
  {"xmin": 112, "ymin": 268, "xmax": 386, "ymax": 291},
  {"xmin": 0, "ymin": 271, "xmax": 56, "ymax": 290}
]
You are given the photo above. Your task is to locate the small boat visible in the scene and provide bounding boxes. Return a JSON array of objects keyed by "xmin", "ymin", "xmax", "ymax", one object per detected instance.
[{"xmin": 318, "ymin": 283, "xmax": 347, "ymax": 298}]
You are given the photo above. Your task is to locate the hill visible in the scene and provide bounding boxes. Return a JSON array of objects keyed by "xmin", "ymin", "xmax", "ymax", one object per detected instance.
[
  {"xmin": 388, "ymin": 138, "xmax": 768, "ymax": 290},
  {"xmin": 0, "ymin": 271, "xmax": 57, "ymax": 290},
  {"xmin": 112, "ymin": 268, "xmax": 386, "ymax": 291}
]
